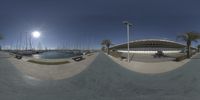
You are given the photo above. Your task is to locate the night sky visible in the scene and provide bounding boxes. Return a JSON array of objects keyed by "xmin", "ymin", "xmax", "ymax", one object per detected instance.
[{"xmin": 0, "ymin": 0, "xmax": 200, "ymax": 49}]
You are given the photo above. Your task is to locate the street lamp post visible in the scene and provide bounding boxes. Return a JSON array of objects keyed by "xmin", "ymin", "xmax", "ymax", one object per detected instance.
[{"xmin": 123, "ymin": 21, "xmax": 133, "ymax": 62}]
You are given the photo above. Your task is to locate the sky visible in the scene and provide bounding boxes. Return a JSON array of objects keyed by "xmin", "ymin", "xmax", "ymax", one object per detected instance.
[{"xmin": 0, "ymin": 0, "xmax": 200, "ymax": 49}]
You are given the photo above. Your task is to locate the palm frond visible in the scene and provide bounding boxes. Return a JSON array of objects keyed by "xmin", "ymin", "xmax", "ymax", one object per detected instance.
[
  {"xmin": 177, "ymin": 32, "xmax": 200, "ymax": 42},
  {"xmin": 176, "ymin": 35, "xmax": 187, "ymax": 41},
  {"xmin": 187, "ymin": 32, "xmax": 200, "ymax": 39}
]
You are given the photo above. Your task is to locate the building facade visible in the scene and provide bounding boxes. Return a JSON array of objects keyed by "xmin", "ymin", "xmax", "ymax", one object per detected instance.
[{"xmin": 110, "ymin": 39, "xmax": 195, "ymax": 54}]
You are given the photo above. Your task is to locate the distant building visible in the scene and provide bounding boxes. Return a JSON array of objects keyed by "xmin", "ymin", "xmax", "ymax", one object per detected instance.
[{"xmin": 110, "ymin": 39, "xmax": 196, "ymax": 54}]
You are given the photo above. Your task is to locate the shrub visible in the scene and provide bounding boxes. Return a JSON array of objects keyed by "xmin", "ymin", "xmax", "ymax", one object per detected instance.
[
  {"xmin": 109, "ymin": 51, "xmax": 122, "ymax": 58},
  {"xmin": 191, "ymin": 52, "xmax": 196, "ymax": 56},
  {"xmin": 174, "ymin": 55, "xmax": 187, "ymax": 61}
]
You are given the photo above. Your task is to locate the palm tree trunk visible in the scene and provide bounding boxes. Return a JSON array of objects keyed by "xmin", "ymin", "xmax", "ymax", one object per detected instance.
[
  {"xmin": 107, "ymin": 47, "xmax": 109, "ymax": 55},
  {"xmin": 187, "ymin": 41, "xmax": 191, "ymax": 58}
]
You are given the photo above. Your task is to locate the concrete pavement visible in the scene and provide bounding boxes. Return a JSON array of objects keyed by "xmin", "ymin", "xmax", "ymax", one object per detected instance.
[{"xmin": 0, "ymin": 51, "xmax": 200, "ymax": 100}]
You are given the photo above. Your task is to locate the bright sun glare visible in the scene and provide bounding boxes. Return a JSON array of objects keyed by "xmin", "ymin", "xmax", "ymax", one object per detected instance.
[{"xmin": 32, "ymin": 31, "xmax": 41, "ymax": 38}]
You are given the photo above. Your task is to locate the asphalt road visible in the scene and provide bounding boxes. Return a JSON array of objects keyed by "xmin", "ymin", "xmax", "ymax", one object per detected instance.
[{"xmin": 0, "ymin": 52, "xmax": 200, "ymax": 100}]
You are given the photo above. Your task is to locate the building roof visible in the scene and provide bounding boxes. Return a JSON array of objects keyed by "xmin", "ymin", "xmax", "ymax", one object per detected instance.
[{"xmin": 110, "ymin": 39, "xmax": 193, "ymax": 49}]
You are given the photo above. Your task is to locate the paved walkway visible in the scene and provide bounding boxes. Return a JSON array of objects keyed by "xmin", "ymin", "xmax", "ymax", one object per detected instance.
[
  {"xmin": 0, "ymin": 51, "xmax": 200, "ymax": 100},
  {"xmin": 121, "ymin": 53, "xmax": 184, "ymax": 62}
]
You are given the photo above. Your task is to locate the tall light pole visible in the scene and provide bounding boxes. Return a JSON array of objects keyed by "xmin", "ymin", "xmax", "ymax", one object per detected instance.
[{"xmin": 123, "ymin": 21, "xmax": 133, "ymax": 62}]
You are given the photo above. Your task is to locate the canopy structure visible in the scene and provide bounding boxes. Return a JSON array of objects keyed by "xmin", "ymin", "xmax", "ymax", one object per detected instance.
[{"xmin": 110, "ymin": 39, "xmax": 196, "ymax": 54}]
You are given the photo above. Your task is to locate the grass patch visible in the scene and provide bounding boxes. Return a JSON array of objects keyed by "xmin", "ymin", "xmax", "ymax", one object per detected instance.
[{"xmin": 28, "ymin": 60, "xmax": 70, "ymax": 65}]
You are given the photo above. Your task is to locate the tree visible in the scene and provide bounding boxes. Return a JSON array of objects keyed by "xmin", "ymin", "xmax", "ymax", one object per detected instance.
[
  {"xmin": 101, "ymin": 39, "xmax": 112, "ymax": 54},
  {"xmin": 177, "ymin": 32, "xmax": 200, "ymax": 58},
  {"xmin": 197, "ymin": 45, "xmax": 200, "ymax": 52}
]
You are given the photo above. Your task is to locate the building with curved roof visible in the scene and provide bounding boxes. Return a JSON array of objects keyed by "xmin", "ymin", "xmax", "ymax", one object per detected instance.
[{"xmin": 110, "ymin": 39, "xmax": 195, "ymax": 54}]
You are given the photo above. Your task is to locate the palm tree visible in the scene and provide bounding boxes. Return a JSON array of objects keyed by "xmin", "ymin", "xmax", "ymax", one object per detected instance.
[
  {"xmin": 197, "ymin": 45, "xmax": 200, "ymax": 52},
  {"xmin": 177, "ymin": 32, "xmax": 200, "ymax": 58},
  {"xmin": 101, "ymin": 39, "xmax": 112, "ymax": 54}
]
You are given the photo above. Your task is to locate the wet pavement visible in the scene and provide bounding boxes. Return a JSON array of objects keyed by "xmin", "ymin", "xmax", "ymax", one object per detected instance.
[{"xmin": 0, "ymin": 51, "xmax": 200, "ymax": 100}]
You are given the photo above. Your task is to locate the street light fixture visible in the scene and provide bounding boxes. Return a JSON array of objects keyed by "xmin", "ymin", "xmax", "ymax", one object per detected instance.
[{"xmin": 123, "ymin": 21, "xmax": 133, "ymax": 62}]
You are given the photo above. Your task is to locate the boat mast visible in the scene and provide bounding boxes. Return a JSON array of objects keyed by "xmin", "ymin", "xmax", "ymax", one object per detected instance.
[{"xmin": 25, "ymin": 32, "xmax": 28, "ymax": 51}]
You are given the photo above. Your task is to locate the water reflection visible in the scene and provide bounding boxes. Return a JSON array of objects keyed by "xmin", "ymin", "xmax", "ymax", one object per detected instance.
[{"xmin": 33, "ymin": 51, "xmax": 83, "ymax": 59}]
